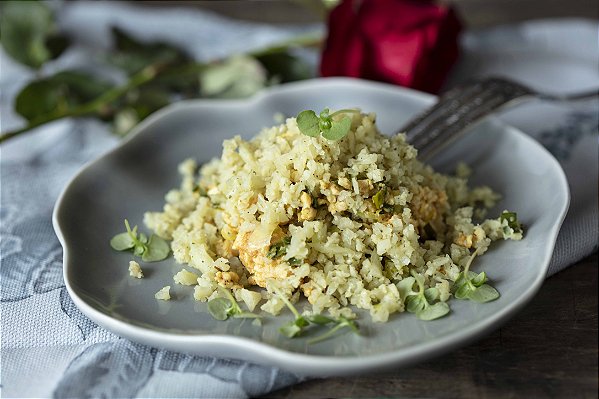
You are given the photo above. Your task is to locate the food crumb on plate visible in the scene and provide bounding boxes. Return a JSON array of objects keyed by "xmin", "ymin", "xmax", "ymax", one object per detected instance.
[
  {"xmin": 128, "ymin": 260, "xmax": 144, "ymax": 279},
  {"xmin": 155, "ymin": 286, "xmax": 171, "ymax": 300},
  {"xmin": 173, "ymin": 269, "xmax": 199, "ymax": 285}
]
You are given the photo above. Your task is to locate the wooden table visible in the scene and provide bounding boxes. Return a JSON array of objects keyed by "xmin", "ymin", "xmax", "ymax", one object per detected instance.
[{"xmin": 263, "ymin": 253, "xmax": 598, "ymax": 398}]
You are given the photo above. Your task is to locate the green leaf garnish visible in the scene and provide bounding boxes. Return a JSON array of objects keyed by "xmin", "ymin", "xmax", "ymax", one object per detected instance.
[
  {"xmin": 271, "ymin": 286, "xmax": 359, "ymax": 343},
  {"xmin": 279, "ymin": 321, "xmax": 304, "ymax": 338},
  {"xmin": 467, "ymin": 284, "xmax": 500, "ymax": 303},
  {"xmin": 451, "ymin": 247, "xmax": 500, "ymax": 303},
  {"xmin": 321, "ymin": 116, "xmax": 351, "ymax": 140},
  {"xmin": 109, "ymin": 232, "xmax": 136, "ymax": 251},
  {"xmin": 416, "ymin": 302, "xmax": 451, "ymax": 321},
  {"xmin": 405, "ymin": 271, "xmax": 450, "ymax": 321},
  {"xmin": 296, "ymin": 110, "xmax": 320, "ymax": 137},
  {"xmin": 207, "ymin": 287, "xmax": 261, "ymax": 321},
  {"xmin": 207, "ymin": 297, "xmax": 233, "ymax": 321},
  {"xmin": 307, "ymin": 316, "xmax": 359, "ymax": 344},
  {"xmin": 306, "ymin": 314, "xmax": 336, "ymax": 325},
  {"xmin": 110, "ymin": 219, "xmax": 170, "ymax": 262},
  {"xmin": 142, "ymin": 234, "xmax": 170, "ymax": 262},
  {"xmin": 295, "ymin": 108, "xmax": 359, "ymax": 141}
]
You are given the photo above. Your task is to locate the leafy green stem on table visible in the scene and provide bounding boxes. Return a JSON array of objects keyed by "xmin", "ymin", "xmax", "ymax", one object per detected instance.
[
  {"xmin": 0, "ymin": 0, "xmax": 322, "ymax": 144},
  {"xmin": 110, "ymin": 219, "xmax": 170, "ymax": 262},
  {"xmin": 1, "ymin": 65, "xmax": 160, "ymax": 143}
]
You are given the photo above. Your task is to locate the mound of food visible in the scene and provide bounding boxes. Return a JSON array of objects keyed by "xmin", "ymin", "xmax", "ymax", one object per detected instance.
[{"xmin": 144, "ymin": 109, "xmax": 522, "ymax": 322}]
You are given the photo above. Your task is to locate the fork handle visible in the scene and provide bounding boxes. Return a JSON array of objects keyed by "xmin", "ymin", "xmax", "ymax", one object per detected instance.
[{"xmin": 400, "ymin": 78, "xmax": 535, "ymax": 161}]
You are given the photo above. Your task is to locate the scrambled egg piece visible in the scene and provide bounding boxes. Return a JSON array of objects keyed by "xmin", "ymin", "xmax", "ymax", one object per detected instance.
[{"xmin": 233, "ymin": 229, "xmax": 290, "ymax": 288}]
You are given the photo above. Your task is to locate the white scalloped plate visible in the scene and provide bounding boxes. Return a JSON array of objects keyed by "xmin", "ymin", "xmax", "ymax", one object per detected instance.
[{"xmin": 53, "ymin": 78, "xmax": 569, "ymax": 377}]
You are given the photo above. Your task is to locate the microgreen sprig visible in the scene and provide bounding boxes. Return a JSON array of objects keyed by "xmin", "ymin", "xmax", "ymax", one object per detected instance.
[
  {"xmin": 296, "ymin": 108, "xmax": 359, "ymax": 141},
  {"xmin": 402, "ymin": 270, "xmax": 450, "ymax": 321},
  {"xmin": 207, "ymin": 286, "xmax": 261, "ymax": 320},
  {"xmin": 110, "ymin": 219, "xmax": 170, "ymax": 262},
  {"xmin": 452, "ymin": 247, "xmax": 500, "ymax": 303},
  {"xmin": 307, "ymin": 315, "xmax": 359, "ymax": 344},
  {"xmin": 273, "ymin": 286, "xmax": 359, "ymax": 343}
]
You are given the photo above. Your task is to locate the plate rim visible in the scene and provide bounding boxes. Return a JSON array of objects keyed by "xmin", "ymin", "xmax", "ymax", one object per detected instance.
[{"xmin": 52, "ymin": 77, "xmax": 571, "ymax": 376}]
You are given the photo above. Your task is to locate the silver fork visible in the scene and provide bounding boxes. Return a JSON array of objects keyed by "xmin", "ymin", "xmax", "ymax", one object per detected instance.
[{"xmin": 400, "ymin": 77, "xmax": 598, "ymax": 161}]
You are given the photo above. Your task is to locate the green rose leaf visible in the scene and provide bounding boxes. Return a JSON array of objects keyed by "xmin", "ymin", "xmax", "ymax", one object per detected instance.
[
  {"xmin": 255, "ymin": 49, "xmax": 312, "ymax": 83},
  {"xmin": 15, "ymin": 71, "xmax": 113, "ymax": 123},
  {"xmin": 1, "ymin": 1, "xmax": 70, "ymax": 68},
  {"xmin": 107, "ymin": 26, "xmax": 191, "ymax": 75}
]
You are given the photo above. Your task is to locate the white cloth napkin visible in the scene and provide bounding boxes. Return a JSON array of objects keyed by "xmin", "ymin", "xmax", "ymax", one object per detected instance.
[{"xmin": 1, "ymin": 1, "xmax": 597, "ymax": 397}]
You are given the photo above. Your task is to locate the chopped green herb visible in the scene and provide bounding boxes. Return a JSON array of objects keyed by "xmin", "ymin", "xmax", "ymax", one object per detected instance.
[
  {"xmin": 287, "ymin": 257, "xmax": 302, "ymax": 266},
  {"xmin": 372, "ymin": 188, "xmax": 386, "ymax": 210},
  {"xmin": 295, "ymin": 108, "xmax": 359, "ymax": 141},
  {"xmin": 267, "ymin": 237, "xmax": 291, "ymax": 259},
  {"xmin": 382, "ymin": 204, "xmax": 394, "ymax": 213},
  {"xmin": 110, "ymin": 219, "xmax": 170, "ymax": 262},
  {"xmin": 500, "ymin": 211, "xmax": 523, "ymax": 235}
]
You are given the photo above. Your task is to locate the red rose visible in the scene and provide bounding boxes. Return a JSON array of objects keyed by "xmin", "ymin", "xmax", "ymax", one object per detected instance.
[{"xmin": 320, "ymin": 0, "xmax": 462, "ymax": 93}]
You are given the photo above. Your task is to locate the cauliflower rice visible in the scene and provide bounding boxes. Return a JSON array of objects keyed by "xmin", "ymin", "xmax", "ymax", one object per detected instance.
[{"xmin": 144, "ymin": 110, "xmax": 522, "ymax": 322}]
